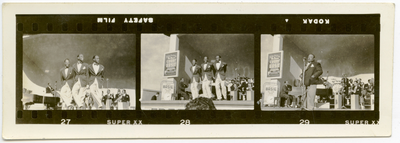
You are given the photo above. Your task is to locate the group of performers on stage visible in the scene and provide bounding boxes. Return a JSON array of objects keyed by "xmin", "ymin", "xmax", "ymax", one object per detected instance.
[
  {"xmin": 51, "ymin": 54, "xmax": 129, "ymax": 110},
  {"xmin": 179, "ymin": 55, "xmax": 229, "ymax": 100},
  {"xmin": 335, "ymin": 77, "xmax": 374, "ymax": 108},
  {"xmin": 176, "ymin": 55, "xmax": 254, "ymax": 101},
  {"xmin": 278, "ymin": 54, "xmax": 323, "ymax": 110},
  {"xmin": 278, "ymin": 53, "xmax": 374, "ymax": 110}
]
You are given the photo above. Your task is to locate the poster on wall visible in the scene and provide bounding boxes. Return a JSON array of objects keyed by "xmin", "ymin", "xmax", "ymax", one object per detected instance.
[
  {"xmin": 163, "ymin": 51, "xmax": 180, "ymax": 77},
  {"xmin": 266, "ymin": 51, "xmax": 283, "ymax": 79},
  {"xmin": 263, "ymin": 80, "xmax": 279, "ymax": 106},
  {"xmin": 160, "ymin": 79, "xmax": 176, "ymax": 100}
]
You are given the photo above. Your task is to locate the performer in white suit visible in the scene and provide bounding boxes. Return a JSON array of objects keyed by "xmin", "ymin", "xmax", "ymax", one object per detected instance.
[
  {"xmin": 213, "ymin": 55, "xmax": 228, "ymax": 100},
  {"xmin": 201, "ymin": 56, "xmax": 214, "ymax": 98},
  {"xmin": 71, "ymin": 54, "xmax": 90, "ymax": 109},
  {"xmin": 190, "ymin": 59, "xmax": 201, "ymax": 99},
  {"xmin": 88, "ymin": 55, "xmax": 105, "ymax": 109},
  {"xmin": 60, "ymin": 58, "xmax": 74, "ymax": 109}
]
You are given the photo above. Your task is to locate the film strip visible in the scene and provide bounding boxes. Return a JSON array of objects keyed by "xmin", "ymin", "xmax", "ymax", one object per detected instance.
[{"xmin": 16, "ymin": 14, "xmax": 380, "ymax": 125}]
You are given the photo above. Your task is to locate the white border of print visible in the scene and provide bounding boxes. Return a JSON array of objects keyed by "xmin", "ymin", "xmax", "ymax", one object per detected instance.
[{"xmin": 2, "ymin": 3, "xmax": 394, "ymax": 139}]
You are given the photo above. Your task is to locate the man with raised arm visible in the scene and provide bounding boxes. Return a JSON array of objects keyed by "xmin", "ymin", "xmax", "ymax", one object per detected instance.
[
  {"xmin": 71, "ymin": 54, "xmax": 89, "ymax": 109},
  {"xmin": 213, "ymin": 55, "xmax": 228, "ymax": 100},
  {"xmin": 201, "ymin": 56, "xmax": 214, "ymax": 98}
]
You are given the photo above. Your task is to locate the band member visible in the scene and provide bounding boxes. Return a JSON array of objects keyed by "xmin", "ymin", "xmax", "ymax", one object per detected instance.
[
  {"xmin": 113, "ymin": 89, "xmax": 124, "ymax": 109},
  {"xmin": 121, "ymin": 89, "xmax": 130, "ymax": 107},
  {"xmin": 190, "ymin": 59, "xmax": 201, "ymax": 99},
  {"xmin": 88, "ymin": 55, "xmax": 105, "ymax": 109},
  {"xmin": 60, "ymin": 58, "xmax": 75, "ymax": 109},
  {"xmin": 201, "ymin": 56, "xmax": 214, "ymax": 98},
  {"xmin": 114, "ymin": 89, "xmax": 122, "ymax": 103},
  {"xmin": 71, "ymin": 54, "xmax": 89, "ymax": 109},
  {"xmin": 280, "ymin": 81, "xmax": 293, "ymax": 108},
  {"xmin": 102, "ymin": 89, "xmax": 113, "ymax": 109},
  {"xmin": 84, "ymin": 92, "xmax": 94, "ymax": 109},
  {"xmin": 213, "ymin": 55, "xmax": 228, "ymax": 100},
  {"xmin": 178, "ymin": 77, "xmax": 189, "ymax": 100},
  {"xmin": 300, "ymin": 54, "xmax": 323, "ymax": 110},
  {"xmin": 151, "ymin": 92, "xmax": 159, "ymax": 100},
  {"xmin": 46, "ymin": 83, "xmax": 54, "ymax": 94}
]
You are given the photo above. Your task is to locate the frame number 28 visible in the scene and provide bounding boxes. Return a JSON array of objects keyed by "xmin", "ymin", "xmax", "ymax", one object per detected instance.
[{"xmin": 180, "ymin": 119, "xmax": 190, "ymax": 125}]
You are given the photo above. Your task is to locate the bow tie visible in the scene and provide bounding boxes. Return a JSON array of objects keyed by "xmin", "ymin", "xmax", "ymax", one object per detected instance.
[{"xmin": 94, "ymin": 63, "xmax": 99, "ymax": 66}]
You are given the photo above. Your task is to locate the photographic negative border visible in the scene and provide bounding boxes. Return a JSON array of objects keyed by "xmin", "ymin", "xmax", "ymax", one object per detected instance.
[{"xmin": 2, "ymin": 3, "xmax": 394, "ymax": 139}]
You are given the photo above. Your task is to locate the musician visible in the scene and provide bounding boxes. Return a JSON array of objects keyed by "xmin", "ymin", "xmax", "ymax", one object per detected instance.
[
  {"xmin": 300, "ymin": 54, "xmax": 323, "ymax": 110},
  {"xmin": 102, "ymin": 89, "xmax": 112, "ymax": 106},
  {"xmin": 60, "ymin": 58, "xmax": 75, "ymax": 109},
  {"xmin": 239, "ymin": 79, "xmax": 247, "ymax": 100},
  {"xmin": 201, "ymin": 56, "xmax": 214, "ymax": 98},
  {"xmin": 71, "ymin": 54, "xmax": 89, "ymax": 109},
  {"xmin": 121, "ymin": 89, "xmax": 130, "ymax": 107},
  {"xmin": 88, "ymin": 55, "xmax": 105, "ymax": 109},
  {"xmin": 114, "ymin": 89, "xmax": 122, "ymax": 102},
  {"xmin": 351, "ymin": 82, "xmax": 361, "ymax": 104},
  {"xmin": 190, "ymin": 59, "xmax": 201, "ymax": 99},
  {"xmin": 112, "ymin": 89, "xmax": 123, "ymax": 109},
  {"xmin": 46, "ymin": 83, "xmax": 54, "ymax": 94},
  {"xmin": 280, "ymin": 81, "xmax": 293, "ymax": 108},
  {"xmin": 367, "ymin": 79, "xmax": 374, "ymax": 95},
  {"xmin": 151, "ymin": 92, "xmax": 159, "ymax": 100},
  {"xmin": 84, "ymin": 92, "xmax": 94, "ymax": 109},
  {"xmin": 361, "ymin": 83, "xmax": 368, "ymax": 106},
  {"xmin": 178, "ymin": 78, "xmax": 189, "ymax": 100}
]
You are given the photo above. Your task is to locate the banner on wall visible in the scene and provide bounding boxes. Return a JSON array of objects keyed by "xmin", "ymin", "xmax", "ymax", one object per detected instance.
[
  {"xmin": 160, "ymin": 79, "xmax": 176, "ymax": 100},
  {"xmin": 263, "ymin": 80, "xmax": 279, "ymax": 106},
  {"xmin": 266, "ymin": 51, "xmax": 283, "ymax": 79},
  {"xmin": 163, "ymin": 51, "xmax": 180, "ymax": 77}
]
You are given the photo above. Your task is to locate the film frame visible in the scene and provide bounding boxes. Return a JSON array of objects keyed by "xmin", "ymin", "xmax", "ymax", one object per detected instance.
[{"xmin": 14, "ymin": 14, "xmax": 381, "ymax": 125}]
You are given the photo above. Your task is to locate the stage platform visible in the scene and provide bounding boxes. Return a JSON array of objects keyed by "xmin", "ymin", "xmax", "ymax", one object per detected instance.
[{"xmin": 141, "ymin": 100, "xmax": 254, "ymax": 110}]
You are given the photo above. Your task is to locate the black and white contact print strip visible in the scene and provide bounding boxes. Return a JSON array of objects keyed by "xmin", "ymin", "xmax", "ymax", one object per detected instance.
[{"xmin": 2, "ymin": 3, "xmax": 394, "ymax": 139}]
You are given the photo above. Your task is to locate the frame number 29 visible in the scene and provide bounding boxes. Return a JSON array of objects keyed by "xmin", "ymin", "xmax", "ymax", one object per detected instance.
[{"xmin": 300, "ymin": 119, "xmax": 310, "ymax": 125}]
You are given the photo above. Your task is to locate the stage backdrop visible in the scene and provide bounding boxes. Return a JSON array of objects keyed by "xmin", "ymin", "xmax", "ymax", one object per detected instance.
[{"xmin": 23, "ymin": 34, "xmax": 136, "ymax": 94}]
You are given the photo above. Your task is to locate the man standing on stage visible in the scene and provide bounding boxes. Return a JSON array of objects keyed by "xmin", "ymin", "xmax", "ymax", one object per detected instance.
[
  {"xmin": 190, "ymin": 59, "xmax": 201, "ymax": 99},
  {"xmin": 213, "ymin": 55, "xmax": 228, "ymax": 100},
  {"xmin": 88, "ymin": 55, "xmax": 105, "ymax": 109},
  {"xmin": 201, "ymin": 56, "xmax": 214, "ymax": 98},
  {"xmin": 121, "ymin": 89, "xmax": 130, "ymax": 108},
  {"xmin": 71, "ymin": 54, "xmax": 89, "ymax": 109},
  {"xmin": 60, "ymin": 58, "xmax": 75, "ymax": 109},
  {"xmin": 300, "ymin": 54, "xmax": 323, "ymax": 110}
]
